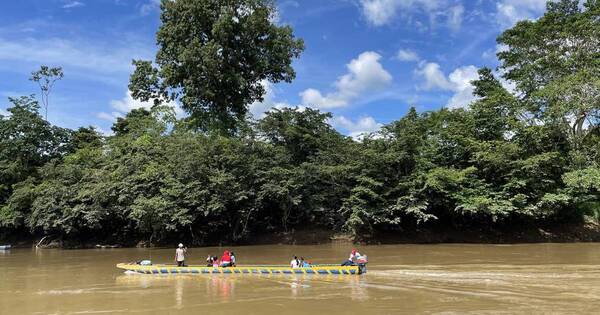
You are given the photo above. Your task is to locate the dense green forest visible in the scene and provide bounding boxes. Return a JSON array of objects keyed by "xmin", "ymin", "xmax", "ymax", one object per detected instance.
[{"xmin": 1, "ymin": 0, "xmax": 599, "ymax": 246}]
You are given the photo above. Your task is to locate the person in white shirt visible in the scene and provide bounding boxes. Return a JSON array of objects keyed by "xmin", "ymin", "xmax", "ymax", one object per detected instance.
[
  {"xmin": 290, "ymin": 256, "xmax": 300, "ymax": 268},
  {"xmin": 230, "ymin": 252, "xmax": 236, "ymax": 267},
  {"xmin": 341, "ymin": 249, "xmax": 360, "ymax": 266},
  {"xmin": 349, "ymin": 249, "xmax": 361, "ymax": 261},
  {"xmin": 175, "ymin": 243, "xmax": 187, "ymax": 267}
]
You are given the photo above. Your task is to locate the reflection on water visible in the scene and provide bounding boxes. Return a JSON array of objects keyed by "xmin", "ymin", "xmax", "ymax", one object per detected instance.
[
  {"xmin": 3, "ymin": 244, "xmax": 600, "ymax": 314},
  {"xmin": 114, "ymin": 272, "xmax": 368, "ymax": 302}
]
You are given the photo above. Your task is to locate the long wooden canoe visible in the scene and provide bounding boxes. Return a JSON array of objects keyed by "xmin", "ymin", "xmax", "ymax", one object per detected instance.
[{"xmin": 116, "ymin": 263, "xmax": 365, "ymax": 275}]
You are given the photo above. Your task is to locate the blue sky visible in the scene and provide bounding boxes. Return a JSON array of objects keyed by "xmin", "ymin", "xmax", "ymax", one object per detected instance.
[{"xmin": 0, "ymin": 0, "xmax": 551, "ymax": 137}]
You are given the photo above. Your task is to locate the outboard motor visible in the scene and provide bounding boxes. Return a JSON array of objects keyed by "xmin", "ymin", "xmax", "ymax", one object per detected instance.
[{"xmin": 357, "ymin": 255, "xmax": 368, "ymax": 274}]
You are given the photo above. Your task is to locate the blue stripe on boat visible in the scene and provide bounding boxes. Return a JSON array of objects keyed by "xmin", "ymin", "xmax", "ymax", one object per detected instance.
[
  {"xmin": 305, "ymin": 269, "xmax": 315, "ymax": 274},
  {"xmin": 349, "ymin": 270, "xmax": 356, "ymax": 274},
  {"xmin": 330, "ymin": 269, "xmax": 340, "ymax": 274},
  {"xmin": 223, "ymin": 269, "xmax": 232, "ymax": 274},
  {"xmin": 317, "ymin": 270, "xmax": 328, "ymax": 274},
  {"xmin": 260, "ymin": 269, "xmax": 269, "ymax": 274},
  {"xmin": 272, "ymin": 270, "xmax": 280, "ymax": 274},
  {"xmin": 161, "ymin": 269, "xmax": 168, "ymax": 274},
  {"xmin": 251, "ymin": 269, "xmax": 258, "ymax": 274},
  {"xmin": 242, "ymin": 269, "xmax": 249, "ymax": 273},
  {"xmin": 294, "ymin": 269, "xmax": 303, "ymax": 274},
  {"xmin": 202, "ymin": 269, "xmax": 209, "ymax": 274},
  {"xmin": 282, "ymin": 270, "xmax": 292, "ymax": 274},
  {"xmin": 191, "ymin": 269, "xmax": 199, "ymax": 274}
]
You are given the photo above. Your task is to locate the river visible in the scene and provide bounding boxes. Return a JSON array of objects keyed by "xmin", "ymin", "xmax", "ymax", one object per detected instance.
[{"xmin": 2, "ymin": 243, "xmax": 600, "ymax": 314}]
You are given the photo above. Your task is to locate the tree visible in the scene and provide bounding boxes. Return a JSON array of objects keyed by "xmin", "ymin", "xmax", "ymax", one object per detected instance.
[
  {"xmin": 0, "ymin": 96, "xmax": 70, "ymax": 194},
  {"xmin": 30, "ymin": 66, "xmax": 64, "ymax": 120},
  {"xmin": 129, "ymin": 0, "xmax": 305, "ymax": 133},
  {"xmin": 257, "ymin": 107, "xmax": 342, "ymax": 164},
  {"xmin": 0, "ymin": 96, "xmax": 71, "ymax": 229},
  {"xmin": 70, "ymin": 127, "xmax": 103, "ymax": 150},
  {"xmin": 497, "ymin": 0, "xmax": 600, "ymax": 148},
  {"xmin": 111, "ymin": 108, "xmax": 153, "ymax": 136}
]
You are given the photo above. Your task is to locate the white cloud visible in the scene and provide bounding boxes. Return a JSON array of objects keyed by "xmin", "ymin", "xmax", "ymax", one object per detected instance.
[
  {"xmin": 0, "ymin": 37, "xmax": 153, "ymax": 81},
  {"xmin": 482, "ymin": 43, "xmax": 509, "ymax": 60},
  {"xmin": 446, "ymin": 65, "xmax": 479, "ymax": 109},
  {"xmin": 249, "ymin": 80, "xmax": 293, "ymax": 118},
  {"xmin": 300, "ymin": 51, "xmax": 392, "ymax": 109},
  {"xmin": 98, "ymin": 91, "xmax": 183, "ymax": 123},
  {"xmin": 96, "ymin": 111, "xmax": 122, "ymax": 122},
  {"xmin": 496, "ymin": 0, "xmax": 549, "ymax": 26},
  {"xmin": 360, "ymin": 0, "xmax": 398, "ymax": 26},
  {"xmin": 331, "ymin": 115, "xmax": 383, "ymax": 140},
  {"xmin": 0, "ymin": 108, "xmax": 8, "ymax": 117},
  {"xmin": 62, "ymin": 1, "xmax": 84, "ymax": 9},
  {"xmin": 415, "ymin": 62, "xmax": 454, "ymax": 90},
  {"xmin": 140, "ymin": 0, "xmax": 161, "ymax": 15},
  {"xmin": 396, "ymin": 49, "xmax": 420, "ymax": 62},
  {"xmin": 358, "ymin": 0, "xmax": 464, "ymax": 30},
  {"xmin": 416, "ymin": 62, "xmax": 479, "ymax": 108},
  {"xmin": 447, "ymin": 5, "xmax": 464, "ymax": 31}
]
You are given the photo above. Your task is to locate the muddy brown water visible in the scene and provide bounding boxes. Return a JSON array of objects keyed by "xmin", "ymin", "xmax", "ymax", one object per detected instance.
[{"xmin": 2, "ymin": 243, "xmax": 600, "ymax": 314}]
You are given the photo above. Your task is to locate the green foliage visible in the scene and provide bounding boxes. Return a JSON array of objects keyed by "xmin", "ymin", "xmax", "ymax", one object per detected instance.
[
  {"xmin": 498, "ymin": 0, "xmax": 600, "ymax": 147},
  {"xmin": 129, "ymin": 0, "xmax": 304, "ymax": 133}
]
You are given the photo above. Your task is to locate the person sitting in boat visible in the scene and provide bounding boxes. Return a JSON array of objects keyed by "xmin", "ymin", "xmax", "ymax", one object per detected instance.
[
  {"xmin": 230, "ymin": 252, "xmax": 236, "ymax": 267},
  {"xmin": 206, "ymin": 255, "xmax": 214, "ymax": 267},
  {"xmin": 175, "ymin": 243, "xmax": 187, "ymax": 267},
  {"xmin": 212, "ymin": 256, "xmax": 220, "ymax": 268},
  {"xmin": 220, "ymin": 250, "xmax": 232, "ymax": 267},
  {"xmin": 300, "ymin": 257, "xmax": 311, "ymax": 267},
  {"xmin": 290, "ymin": 256, "xmax": 300, "ymax": 268},
  {"xmin": 341, "ymin": 249, "xmax": 360, "ymax": 266}
]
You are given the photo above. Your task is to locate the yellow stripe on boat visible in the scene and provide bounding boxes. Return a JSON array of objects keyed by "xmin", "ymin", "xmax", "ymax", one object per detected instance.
[{"xmin": 116, "ymin": 263, "xmax": 363, "ymax": 275}]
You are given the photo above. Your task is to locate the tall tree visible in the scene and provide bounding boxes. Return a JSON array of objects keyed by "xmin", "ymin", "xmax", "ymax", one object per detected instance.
[
  {"xmin": 30, "ymin": 66, "xmax": 64, "ymax": 120},
  {"xmin": 129, "ymin": 0, "xmax": 304, "ymax": 133},
  {"xmin": 497, "ymin": 0, "xmax": 600, "ymax": 148},
  {"xmin": 0, "ymin": 96, "xmax": 70, "ymax": 204}
]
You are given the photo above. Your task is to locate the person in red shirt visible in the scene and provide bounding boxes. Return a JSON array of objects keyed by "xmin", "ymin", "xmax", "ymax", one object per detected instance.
[{"xmin": 220, "ymin": 250, "xmax": 232, "ymax": 267}]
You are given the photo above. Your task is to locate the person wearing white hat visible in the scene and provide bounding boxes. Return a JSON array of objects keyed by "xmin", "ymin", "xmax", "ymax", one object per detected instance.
[{"xmin": 175, "ymin": 243, "xmax": 187, "ymax": 267}]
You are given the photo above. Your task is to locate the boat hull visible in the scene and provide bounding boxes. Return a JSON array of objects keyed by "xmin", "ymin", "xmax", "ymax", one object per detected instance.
[
  {"xmin": 0, "ymin": 245, "xmax": 11, "ymax": 250},
  {"xmin": 116, "ymin": 263, "xmax": 363, "ymax": 275}
]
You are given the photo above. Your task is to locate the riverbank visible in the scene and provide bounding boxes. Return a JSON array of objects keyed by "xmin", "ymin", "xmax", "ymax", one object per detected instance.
[{"xmin": 4, "ymin": 220, "xmax": 600, "ymax": 249}]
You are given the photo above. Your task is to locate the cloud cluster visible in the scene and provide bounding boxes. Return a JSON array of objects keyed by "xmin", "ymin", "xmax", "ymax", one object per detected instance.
[
  {"xmin": 62, "ymin": 1, "xmax": 84, "ymax": 9},
  {"xmin": 300, "ymin": 51, "xmax": 392, "ymax": 109},
  {"xmin": 97, "ymin": 91, "xmax": 183, "ymax": 122},
  {"xmin": 249, "ymin": 80, "xmax": 294, "ymax": 118},
  {"xmin": 358, "ymin": 0, "xmax": 464, "ymax": 31},
  {"xmin": 416, "ymin": 62, "xmax": 479, "ymax": 108},
  {"xmin": 396, "ymin": 49, "xmax": 420, "ymax": 62},
  {"xmin": 0, "ymin": 37, "xmax": 152, "ymax": 83},
  {"xmin": 140, "ymin": 0, "xmax": 161, "ymax": 15},
  {"xmin": 331, "ymin": 115, "xmax": 383, "ymax": 140},
  {"xmin": 495, "ymin": 0, "xmax": 548, "ymax": 26}
]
